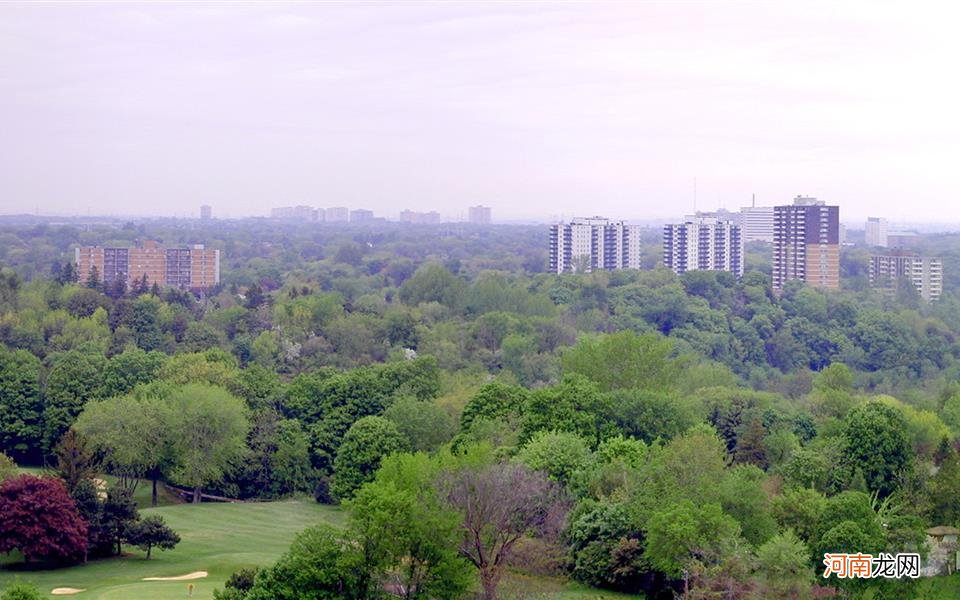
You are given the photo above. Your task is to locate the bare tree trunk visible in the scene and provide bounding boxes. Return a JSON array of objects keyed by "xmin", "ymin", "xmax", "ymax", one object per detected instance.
[
  {"xmin": 193, "ymin": 486, "xmax": 201, "ymax": 503},
  {"xmin": 152, "ymin": 477, "xmax": 158, "ymax": 507},
  {"xmin": 480, "ymin": 566, "xmax": 501, "ymax": 600}
]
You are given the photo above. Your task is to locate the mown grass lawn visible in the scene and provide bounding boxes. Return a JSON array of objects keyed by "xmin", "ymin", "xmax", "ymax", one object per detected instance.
[{"xmin": 0, "ymin": 499, "xmax": 344, "ymax": 599}]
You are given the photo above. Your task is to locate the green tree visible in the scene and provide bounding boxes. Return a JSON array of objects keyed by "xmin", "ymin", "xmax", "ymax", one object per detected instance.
[
  {"xmin": 754, "ymin": 530, "xmax": 813, "ymax": 598},
  {"xmin": 347, "ymin": 453, "xmax": 472, "ymax": 600},
  {"xmin": 102, "ymin": 347, "xmax": 166, "ymax": 398},
  {"xmin": 644, "ymin": 500, "xmax": 742, "ymax": 579},
  {"xmin": 841, "ymin": 402, "xmax": 913, "ymax": 497},
  {"xmin": 332, "ymin": 416, "xmax": 408, "ymax": 500},
  {"xmin": 129, "ymin": 295, "xmax": 164, "ymax": 351},
  {"xmin": 42, "ymin": 346, "xmax": 107, "ymax": 453},
  {"xmin": 124, "ymin": 515, "xmax": 180, "ymax": 559},
  {"xmin": 771, "ymin": 486, "xmax": 827, "ymax": 544},
  {"xmin": 561, "ymin": 330, "xmax": 682, "ymax": 393},
  {"xmin": 53, "ymin": 429, "xmax": 98, "ymax": 494},
  {"xmin": 383, "ymin": 397, "xmax": 455, "ymax": 453},
  {"xmin": 458, "ymin": 383, "xmax": 529, "ymax": 434},
  {"xmin": 521, "ymin": 375, "xmax": 612, "ymax": 445},
  {"xmin": 165, "ymin": 384, "xmax": 250, "ymax": 502},
  {"xmin": 515, "ymin": 430, "xmax": 592, "ymax": 488},
  {"xmin": 609, "ymin": 388, "xmax": 693, "ymax": 444},
  {"xmin": 245, "ymin": 524, "xmax": 376, "ymax": 600},
  {"xmin": 74, "ymin": 393, "xmax": 174, "ymax": 503},
  {"xmin": 0, "ymin": 347, "xmax": 42, "ymax": 461},
  {"xmin": 241, "ymin": 411, "xmax": 315, "ymax": 499},
  {"xmin": 399, "ymin": 263, "xmax": 466, "ymax": 310},
  {"xmin": 100, "ymin": 487, "xmax": 139, "ymax": 556},
  {"xmin": 926, "ymin": 452, "xmax": 960, "ymax": 526}
]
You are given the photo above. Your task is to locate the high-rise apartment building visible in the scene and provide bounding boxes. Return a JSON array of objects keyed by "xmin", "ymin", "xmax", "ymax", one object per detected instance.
[
  {"xmin": 869, "ymin": 253, "xmax": 942, "ymax": 301},
  {"xmin": 740, "ymin": 206, "xmax": 775, "ymax": 242},
  {"xmin": 663, "ymin": 217, "xmax": 743, "ymax": 276},
  {"xmin": 76, "ymin": 241, "xmax": 220, "ymax": 291},
  {"xmin": 549, "ymin": 217, "xmax": 642, "ymax": 273},
  {"xmin": 399, "ymin": 210, "xmax": 441, "ymax": 224},
  {"xmin": 326, "ymin": 207, "xmax": 350, "ymax": 222},
  {"xmin": 200, "ymin": 205, "xmax": 212, "ymax": 220},
  {"xmin": 865, "ymin": 217, "xmax": 888, "ymax": 247},
  {"xmin": 350, "ymin": 209, "xmax": 374, "ymax": 223},
  {"xmin": 468, "ymin": 205, "xmax": 492, "ymax": 224},
  {"xmin": 772, "ymin": 196, "xmax": 840, "ymax": 291},
  {"xmin": 271, "ymin": 205, "xmax": 318, "ymax": 221}
]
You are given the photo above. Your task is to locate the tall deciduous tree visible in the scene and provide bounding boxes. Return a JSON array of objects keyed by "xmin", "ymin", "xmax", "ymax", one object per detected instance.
[
  {"xmin": 332, "ymin": 416, "xmax": 408, "ymax": 500},
  {"xmin": 439, "ymin": 463, "xmax": 569, "ymax": 600},
  {"xmin": 74, "ymin": 393, "xmax": 174, "ymax": 503},
  {"xmin": 347, "ymin": 453, "xmax": 472, "ymax": 600},
  {"xmin": 561, "ymin": 330, "xmax": 682, "ymax": 393},
  {"xmin": 0, "ymin": 347, "xmax": 42, "ymax": 461},
  {"xmin": 841, "ymin": 402, "xmax": 912, "ymax": 497},
  {"xmin": 165, "ymin": 384, "xmax": 249, "ymax": 502},
  {"xmin": 42, "ymin": 346, "xmax": 107, "ymax": 453}
]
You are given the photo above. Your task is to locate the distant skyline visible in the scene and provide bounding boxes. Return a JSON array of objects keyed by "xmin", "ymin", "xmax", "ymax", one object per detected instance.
[{"xmin": 3, "ymin": 3, "xmax": 960, "ymax": 222}]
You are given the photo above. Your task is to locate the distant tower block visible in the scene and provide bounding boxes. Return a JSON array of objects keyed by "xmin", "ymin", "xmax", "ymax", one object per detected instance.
[
  {"xmin": 200, "ymin": 205, "xmax": 212, "ymax": 220},
  {"xmin": 468, "ymin": 205, "xmax": 492, "ymax": 224}
]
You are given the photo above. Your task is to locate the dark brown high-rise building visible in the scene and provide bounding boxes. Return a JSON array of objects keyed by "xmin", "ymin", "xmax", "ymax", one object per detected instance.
[{"xmin": 772, "ymin": 196, "xmax": 840, "ymax": 292}]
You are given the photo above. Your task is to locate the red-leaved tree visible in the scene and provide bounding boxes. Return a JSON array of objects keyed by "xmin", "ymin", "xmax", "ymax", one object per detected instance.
[
  {"xmin": 439, "ymin": 463, "xmax": 569, "ymax": 600},
  {"xmin": 0, "ymin": 475, "xmax": 88, "ymax": 563}
]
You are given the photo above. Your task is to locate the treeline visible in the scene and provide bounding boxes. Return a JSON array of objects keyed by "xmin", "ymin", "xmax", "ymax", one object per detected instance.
[{"xmin": 211, "ymin": 331, "xmax": 960, "ymax": 598}]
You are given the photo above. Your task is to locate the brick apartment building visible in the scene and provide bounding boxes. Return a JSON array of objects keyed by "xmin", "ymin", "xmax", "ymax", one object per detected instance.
[{"xmin": 75, "ymin": 240, "xmax": 220, "ymax": 291}]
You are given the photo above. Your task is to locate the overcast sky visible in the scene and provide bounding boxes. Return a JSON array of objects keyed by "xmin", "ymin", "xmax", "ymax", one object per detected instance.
[{"xmin": 2, "ymin": 2, "xmax": 960, "ymax": 222}]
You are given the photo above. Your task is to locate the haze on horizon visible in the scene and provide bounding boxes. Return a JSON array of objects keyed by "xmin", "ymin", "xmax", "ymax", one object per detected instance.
[{"xmin": 2, "ymin": 2, "xmax": 960, "ymax": 223}]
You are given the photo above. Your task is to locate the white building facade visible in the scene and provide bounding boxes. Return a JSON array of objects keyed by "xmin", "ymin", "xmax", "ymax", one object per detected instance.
[
  {"xmin": 549, "ymin": 217, "xmax": 642, "ymax": 273},
  {"xmin": 663, "ymin": 217, "xmax": 744, "ymax": 276}
]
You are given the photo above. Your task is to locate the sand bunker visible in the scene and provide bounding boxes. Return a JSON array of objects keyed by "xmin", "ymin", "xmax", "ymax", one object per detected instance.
[
  {"xmin": 51, "ymin": 589, "xmax": 85, "ymax": 596},
  {"xmin": 142, "ymin": 571, "xmax": 208, "ymax": 581}
]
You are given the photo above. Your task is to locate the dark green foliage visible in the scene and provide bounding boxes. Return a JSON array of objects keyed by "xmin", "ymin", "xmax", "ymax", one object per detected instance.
[
  {"xmin": 331, "ymin": 416, "xmax": 408, "ymax": 500},
  {"xmin": 42, "ymin": 346, "xmax": 107, "ymax": 453},
  {"xmin": 239, "ymin": 410, "xmax": 315, "ymax": 499},
  {"xmin": 124, "ymin": 515, "xmax": 180, "ymax": 558},
  {"xmin": 243, "ymin": 524, "xmax": 377, "ymax": 600},
  {"xmin": 101, "ymin": 347, "xmax": 166, "ymax": 398},
  {"xmin": 100, "ymin": 488, "xmax": 140, "ymax": 556},
  {"xmin": 0, "ymin": 348, "xmax": 42, "ymax": 461},
  {"xmin": 284, "ymin": 358, "xmax": 439, "ymax": 471},
  {"xmin": 53, "ymin": 429, "xmax": 97, "ymax": 494},
  {"xmin": 841, "ymin": 402, "xmax": 913, "ymax": 497},
  {"xmin": 458, "ymin": 382, "xmax": 529, "ymax": 433},
  {"xmin": 566, "ymin": 501, "xmax": 647, "ymax": 591},
  {"xmin": 521, "ymin": 374, "xmax": 613, "ymax": 445},
  {"xmin": 0, "ymin": 584, "xmax": 43, "ymax": 600},
  {"xmin": 608, "ymin": 388, "xmax": 693, "ymax": 444},
  {"xmin": 399, "ymin": 263, "xmax": 465, "ymax": 310},
  {"xmin": 383, "ymin": 397, "xmax": 455, "ymax": 452}
]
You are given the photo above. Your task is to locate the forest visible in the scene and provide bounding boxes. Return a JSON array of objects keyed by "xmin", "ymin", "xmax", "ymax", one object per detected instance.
[{"xmin": 3, "ymin": 218, "xmax": 960, "ymax": 599}]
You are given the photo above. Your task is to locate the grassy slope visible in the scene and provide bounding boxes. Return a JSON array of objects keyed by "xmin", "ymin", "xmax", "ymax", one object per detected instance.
[{"xmin": 0, "ymin": 499, "xmax": 343, "ymax": 599}]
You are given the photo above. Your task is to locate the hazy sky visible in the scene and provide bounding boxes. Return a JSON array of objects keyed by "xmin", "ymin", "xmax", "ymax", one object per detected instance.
[{"xmin": 3, "ymin": 2, "xmax": 960, "ymax": 222}]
